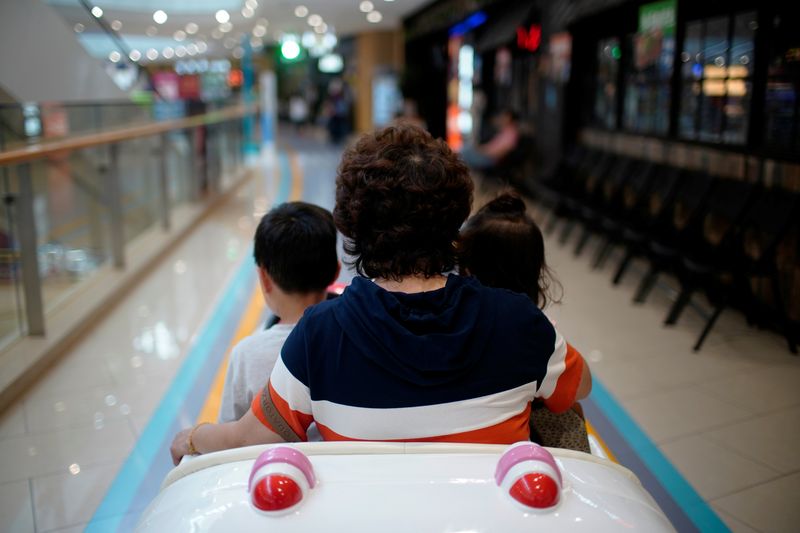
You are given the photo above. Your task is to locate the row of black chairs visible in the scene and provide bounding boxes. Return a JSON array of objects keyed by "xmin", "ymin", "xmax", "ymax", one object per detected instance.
[{"xmin": 531, "ymin": 147, "xmax": 799, "ymax": 353}]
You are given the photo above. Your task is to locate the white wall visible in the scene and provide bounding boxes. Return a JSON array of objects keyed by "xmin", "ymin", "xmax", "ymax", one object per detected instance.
[{"xmin": 0, "ymin": 0, "xmax": 126, "ymax": 102}]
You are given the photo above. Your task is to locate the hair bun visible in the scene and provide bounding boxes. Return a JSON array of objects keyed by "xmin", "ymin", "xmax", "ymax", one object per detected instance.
[{"xmin": 485, "ymin": 193, "xmax": 526, "ymax": 215}]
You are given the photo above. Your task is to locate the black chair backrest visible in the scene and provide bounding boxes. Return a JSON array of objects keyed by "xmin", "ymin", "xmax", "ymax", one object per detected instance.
[
  {"xmin": 639, "ymin": 165, "xmax": 683, "ymax": 227},
  {"xmin": 602, "ymin": 157, "xmax": 637, "ymax": 204},
  {"xmin": 620, "ymin": 160, "xmax": 656, "ymax": 211},
  {"xmin": 582, "ymin": 153, "xmax": 618, "ymax": 196},
  {"xmin": 740, "ymin": 189, "xmax": 799, "ymax": 262},
  {"xmin": 698, "ymin": 179, "xmax": 757, "ymax": 250},
  {"xmin": 669, "ymin": 170, "xmax": 714, "ymax": 234}
]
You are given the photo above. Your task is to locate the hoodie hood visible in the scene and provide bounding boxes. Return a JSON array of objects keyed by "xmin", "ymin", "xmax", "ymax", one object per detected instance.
[{"xmin": 332, "ymin": 275, "xmax": 496, "ymax": 386}]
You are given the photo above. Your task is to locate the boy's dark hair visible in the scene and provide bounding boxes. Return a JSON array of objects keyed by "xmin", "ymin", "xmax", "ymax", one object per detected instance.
[
  {"xmin": 253, "ymin": 202, "xmax": 338, "ymax": 293},
  {"xmin": 334, "ymin": 123, "xmax": 473, "ymax": 280},
  {"xmin": 458, "ymin": 192, "xmax": 560, "ymax": 308}
]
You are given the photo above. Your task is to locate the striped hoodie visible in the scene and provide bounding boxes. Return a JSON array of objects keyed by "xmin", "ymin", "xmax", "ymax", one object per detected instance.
[{"xmin": 251, "ymin": 274, "xmax": 585, "ymax": 443}]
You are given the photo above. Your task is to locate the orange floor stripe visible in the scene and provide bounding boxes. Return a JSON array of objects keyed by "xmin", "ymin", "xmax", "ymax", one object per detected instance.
[
  {"xmin": 586, "ymin": 419, "xmax": 618, "ymax": 463},
  {"xmin": 286, "ymin": 147, "xmax": 304, "ymax": 201},
  {"xmin": 195, "ymin": 285, "xmax": 265, "ymax": 424}
]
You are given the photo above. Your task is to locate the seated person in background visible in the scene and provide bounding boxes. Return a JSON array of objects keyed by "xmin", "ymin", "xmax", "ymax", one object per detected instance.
[
  {"xmin": 460, "ymin": 109, "xmax": 520, "ymax": 171},
  {"xmin": 458, "ymin": 192, "xmax": 590, "ymax": 452},
  {"xmin": 217, "ymin": 201, "xmax": 339, "ymax": 423},
  {"xmin": 170, "ymin": 124, "xmax": 590, "ymax": 465}
]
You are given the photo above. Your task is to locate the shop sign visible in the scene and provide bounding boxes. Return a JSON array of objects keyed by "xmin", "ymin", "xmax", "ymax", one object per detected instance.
[
  {"xmin": 516, "ymin": 24, "xmax": 541, "ymax": 52},
  {"xmin": 638, "ymin": 0, "xmax": 676, "ymax": 35},
  {"xmin": 636, "ymin": 0, "xmax": 676, "ymax": 70}
]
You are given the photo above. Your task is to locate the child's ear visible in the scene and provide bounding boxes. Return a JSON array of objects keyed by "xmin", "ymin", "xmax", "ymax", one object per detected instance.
[{"xmin": 258, "ymin": 267, "xmax": 273, "ymax": 293}]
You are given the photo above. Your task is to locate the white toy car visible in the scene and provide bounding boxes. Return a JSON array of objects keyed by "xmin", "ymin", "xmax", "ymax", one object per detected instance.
[{"xmin": 136, "ymin": 441, "xmax": 674, "ymax": 532}]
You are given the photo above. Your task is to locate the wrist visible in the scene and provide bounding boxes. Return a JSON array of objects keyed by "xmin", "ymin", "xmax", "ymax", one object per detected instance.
[{"xmin": 187, "ymin": 422, "xmax": 210, "ymax": 455}]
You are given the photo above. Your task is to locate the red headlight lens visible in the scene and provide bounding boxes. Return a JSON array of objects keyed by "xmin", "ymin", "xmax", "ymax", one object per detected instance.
[
  {"xmin": 509, "ymin": 472, "xmax": 559, "ymax": 509},
  {"xmin": 251, "ymin": 474, "xmax": 303, "ymax": 512}
]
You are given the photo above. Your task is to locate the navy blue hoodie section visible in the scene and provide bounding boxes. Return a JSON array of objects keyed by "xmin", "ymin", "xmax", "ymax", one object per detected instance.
[{"xmin": 279, "ymin": 274, "xmax": 557, "ymax": 408}]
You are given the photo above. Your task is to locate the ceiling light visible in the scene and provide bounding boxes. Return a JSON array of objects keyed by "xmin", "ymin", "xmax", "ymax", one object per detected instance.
[
  {"xmin": 314, "ymin": 23, "xmax": 327, "ymax": 34},
  {"xmin": 108, "ymin": 50, "xmax": 121, "ymax": 62},
  {"xmin": 73, "ymin": 23, "xmax": 84, "ymax": 33},
  {"xmin": 197, "ymin": 41, "xmax": 208, "ymax": 53},
  {"xmin": 233, "ymin": 46, "xmax": 244, "ymax": 59},
  {"xmin": 145, "ymin": 26, "xmax": 158, "ymax": 36},
  {"xmin": 251, "ymin": 36, "xmax": 263, "ymax": 47},
  {"xmin": 162, "ymin": 47, "xmax": 175, "ymax": 59},
  {"xmin": 186, "ymin": 43, "xmax": 198, "ymax": 54},
  {"xmin": 129, "ymin": 49, "xmax": 141, "ymax": 61},
  {"xmin": 281, "ymin": 40, "xmax": 300, "ymax": 60},
  {"xmin": 224, "ymin": 37, "xmax": 237, "ymax": 49},
  {"xmin": 91, "ymin": 6, "xmax": 103, "ymax": 18},
  {"xmin": 186, "ymin": 22, "xmax": 199, "ymax": 34},
  {"xmin": 111, "ymin": 20, "xmax": 122, "ymax": 31},
  {"xmin": 175, "ymin": 46, "xmax": 187, "ymax": 57},
  {"xmin": 146, "ymin": 48, "xmax": 159, "ymax": 60},
  {"xmin": 367, "ymin": 11, "xmax": 382, "ymax": 23},
  {"xmin": 220, "ymin": 22, "xmax": 233, "ymax": 33},
  {"xmin": 246, "ymin": 0, "xmax": 258, "ymax": 8},
  {"xmin": 253, "ymin": 25, "xmax": 267, "ymax": 37},
  {"xmin": 211, "ymin": 28, "xmax": 224, "ymax": 39},
  {"xmin": 242, "ymin": 6, "xmax": 255, "ymax": 18},
  {"xmin": 307, "ymin": 14, "xmax": 322, "ymax": 26},
  {"xmin": 153, "ymin": 10, "xmax": 168, "ymax": 25},
  {"xmin": 295, "ymin": 5, "xmax": 308, "ymax": 17},
  {"xmin": 359, "ymin": 1, "xmax": 374, "ymax": 12},
  {"xmin": 174, "ymin": 30, "xmax": 186, "ymax": 41},
  {"xmin": 215, "ymin": 10, "xmax": 230, "ymax": 24}
]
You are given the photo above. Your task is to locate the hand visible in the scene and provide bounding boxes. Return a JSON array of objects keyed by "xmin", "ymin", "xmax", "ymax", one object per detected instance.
[{"xmin": 170, "ymin": 427, "xmax": 192, "ymax": 466}]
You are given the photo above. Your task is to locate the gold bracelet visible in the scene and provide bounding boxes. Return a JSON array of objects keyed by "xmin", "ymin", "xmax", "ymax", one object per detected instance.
[{"xmin": 187, "ymin": 422, "xmax": 210, "ymax": 455}]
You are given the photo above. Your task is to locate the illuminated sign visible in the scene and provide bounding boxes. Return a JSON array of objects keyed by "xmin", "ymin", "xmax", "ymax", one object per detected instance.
[{"xmin": 517, "ymin": 24, "xmax": 541, "ymax": 52}]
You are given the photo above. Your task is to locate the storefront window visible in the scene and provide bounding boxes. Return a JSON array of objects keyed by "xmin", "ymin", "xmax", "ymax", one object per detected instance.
[
  {"xmin": 678, "ymin": 11, "xmax": 757, "ymax": 144},
  {"xmin": 764, "ymin": 11, "xmax": 800, "ymax": 152},
  {"xmin": 623, "ymin": 0, "xmax": 676, "ymax": 134},
  {"xmin": 593, "ymin": 37, "xmax": 620, "ymax": 129}
]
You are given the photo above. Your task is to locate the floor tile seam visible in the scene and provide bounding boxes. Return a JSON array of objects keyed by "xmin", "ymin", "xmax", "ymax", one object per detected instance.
[
  {"xmin": 28, "ymin": 477, "xmax": 38, "ymax": 533},
  {"xmin": 694, "ymin": 386, "xmax": 800, "ymax": 417},
  {"xmin": 709, "ymin": 504, "xmax": 764, "ymax": 533},
  {"xmin": 650, "ymin": 409, "xmax": 773, "ymax": 446},
  {"xmin": 692, "ymin": 433, "xmax": 785, "ymax": 475},
  {"xmin": 28, "ymin": 457, "xmax": 126, "ymax": 485},
  {"xmin": 705, "ymin": 470, "xmax": 797, "ymax": 502},
  {"xmin": 700, "ymin": 429, "xmax": 800, "ymax": 473},
  {"xmin": 0, "ymin": 416, "xmax": 136, "ymax": 443}
]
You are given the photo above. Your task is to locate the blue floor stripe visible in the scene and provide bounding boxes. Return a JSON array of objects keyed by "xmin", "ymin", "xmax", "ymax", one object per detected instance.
[
  {"xmin": 85, "ymin": 261, "xmax": 255, "ymax": 532},
  {"xmin": 587, "ymin": 379, "xmax": 730, "ymax": 532},
  {"xmin": 86, "ymin": 152, "xmax": 293, "ymax": 532}
]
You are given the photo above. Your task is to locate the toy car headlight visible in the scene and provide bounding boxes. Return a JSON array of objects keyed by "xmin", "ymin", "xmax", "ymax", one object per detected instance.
[
  {"xmin": 495, "ymin": 442, "xmax": 563, "ymax": 511},
  {"xmin": 248, "ymin": 446, "xmax": 316, "ymax": 515}
]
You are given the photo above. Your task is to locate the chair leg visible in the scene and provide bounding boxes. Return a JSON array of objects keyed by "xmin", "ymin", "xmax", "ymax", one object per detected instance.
[
  {"xmin": 665, "ymin": 287, "xmax": 693, "ymax": 325},
  {"xmin": 694, "ymin": 303, "xmax": 725, "ymax": 351},
  {"xmin": 612, "ymin": 248, "xmax": 635, "ymax": 285},
  {"xmin": 769, "ymin": 271, "xmax": 798, "ymax": 355},
  {"xmin": 633, "ymin": 265, "xmax": 660, "ymax": 304},
  {"xmin": 574, "ymin": 226, "xmax": 592, "ymax": 256},
  {"xmin": 558, "ymin": 218, "xmax": 576, "ymax": 245},
  {"xmin": 592, "ymin": 238, "xmax": 614, "ymax": 270}
]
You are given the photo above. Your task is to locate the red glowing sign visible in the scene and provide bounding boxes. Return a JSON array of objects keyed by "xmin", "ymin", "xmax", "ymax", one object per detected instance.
[{"xmin": 517, "ymin": 24, "xmax": 541, "ymax": 52}]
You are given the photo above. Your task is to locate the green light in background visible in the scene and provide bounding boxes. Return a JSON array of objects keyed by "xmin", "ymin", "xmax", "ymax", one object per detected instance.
[{"xmin": 611, "ymin": 46, "xmax": 621, "ymax": 59}]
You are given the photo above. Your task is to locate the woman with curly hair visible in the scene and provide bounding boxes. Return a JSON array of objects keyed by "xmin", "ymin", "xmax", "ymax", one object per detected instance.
[{"xmin": 171, "ymin": 125, "xmax": 590, "ymax": 463}]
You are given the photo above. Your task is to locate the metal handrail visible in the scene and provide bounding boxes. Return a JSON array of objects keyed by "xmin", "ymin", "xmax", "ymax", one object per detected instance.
[{"xmin": 0, "ymin": 104, "xmax": 255, "ymax": 166}]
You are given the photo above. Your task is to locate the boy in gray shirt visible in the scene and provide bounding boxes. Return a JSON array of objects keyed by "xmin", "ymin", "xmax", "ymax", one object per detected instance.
[{"xmin": 218, "ymin": 202, "xmax": 339, "ymax": 422}]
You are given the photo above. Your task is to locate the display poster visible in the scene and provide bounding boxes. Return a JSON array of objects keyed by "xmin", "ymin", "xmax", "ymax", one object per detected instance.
[
  {"xmin": 548, "ymin": 32, "xmax": 572, "ymax": 83},
  {"xmin": 636, "ymin": 0, "xmax": 676, "ymax": 70}
]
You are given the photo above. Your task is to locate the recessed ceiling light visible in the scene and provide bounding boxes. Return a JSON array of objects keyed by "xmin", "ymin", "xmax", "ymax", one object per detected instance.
[
  {"xmin": 108, "ymin": 50, "xmax": 121, "ymax": 62},
  {"xmin": 73, "ymin": 23, "xmax": 85, "ymax": 33},
  {"xmin": 91, "ymin": 6, "xmax": 103, "ymax": 18},
  {"xmin": 219, "ymin": 22, "xmax": 233, "ymax": 33},
  {"xmin": 215, "ymin": 10, "xmax": 230, "ymax": 24},
  {"xmin": 233, "ymin": 46, "xmax": 244, "ymax": 59},
  {"xmin": 314, "ymin": 23, "xmax": 327, "ymax": 34},
  {"xmin": 359, "ymin": 1, "xmax": 374, "ymax": 12},
  {"xmin": 246, "ymin": 0, "xmax": 258, "ymax": 8},
  {"xmin": 175, "ymin": 46, "xmax": 187, "ymax": 57},
  {"xmin": 367, "ymin": 10, "xmax": 382, "ymax": 23},
  {"xmin": 145, "ymin": 26, "xmax": 158, "ymax": 36},
  {"xmin": 129, "ymin": 49, "xmax": 141, "ymax": 61},
  {"xmin": 253, "ymin": 25, "xmax": 267, "ymax": 37},
  {"xmin": 162, "ymin": 47, "xmax": 175, "ymax": 59},
  {"xmin": 174, "ymin": 30, "xmax": 186, "ymax": 41},
  {"xmin": 197, "ymin": 41, "xmax": 208, "ymax": 53},
  {"xmin": 211, "ymin": 28, "xmax": 224, "ymax": 39},
  {"xmin": 307, "ymin": 14, "xmax": 322, "ymax": 26},
  {"xmin": 186, "ymin": 22, "xmax": 199, "ymax": 34},
  {"xmin": 146, "ymin": 48, "xmax": 159, "ymax": 60},
  {"xmin": 242, "ymin": 6, "xmax": 254, "ymax": 18},
  {"xmin": 111, "ymin": 20, "xmax": 122, "ymax": 31},
  {"xmin": 153, "ymin": 10, "xmax": 168, "ymax": 25},
  {"xmin": 295, "ymin": 5, "xmax": 308, "ymax": 17}
]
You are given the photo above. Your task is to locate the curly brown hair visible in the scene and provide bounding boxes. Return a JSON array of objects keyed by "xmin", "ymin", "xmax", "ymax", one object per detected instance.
[{"xmin": 334, "ymin": 124, "xmax": 473, "ymax": 280}]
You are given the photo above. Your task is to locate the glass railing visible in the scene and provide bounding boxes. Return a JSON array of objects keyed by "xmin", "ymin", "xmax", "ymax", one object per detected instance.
[{"xmin": 0, "ymin": 102, "xmax": 252, "ymax": 347}]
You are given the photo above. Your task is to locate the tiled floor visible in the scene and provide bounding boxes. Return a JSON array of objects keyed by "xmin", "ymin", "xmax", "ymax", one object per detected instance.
[
  {"xmin": 0, "ymin": 140, "xmax": 798, "ymax": 532},
  {"xmin": 533, "ymin": 202, "xmax": 800, "ymax": 533}
]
